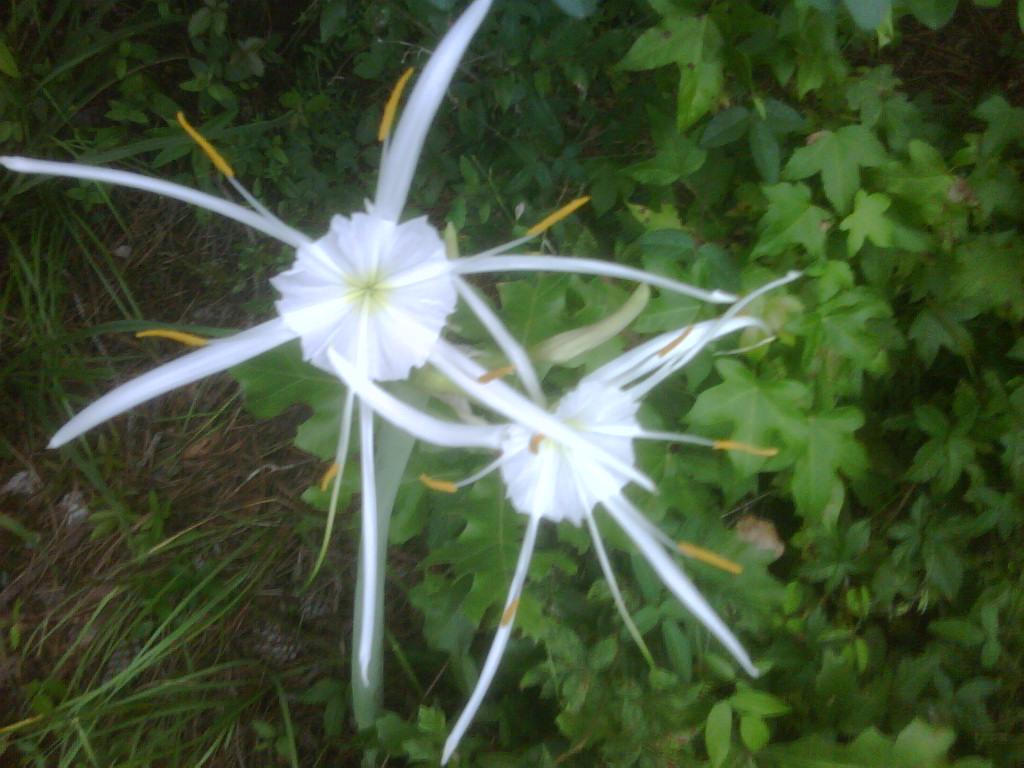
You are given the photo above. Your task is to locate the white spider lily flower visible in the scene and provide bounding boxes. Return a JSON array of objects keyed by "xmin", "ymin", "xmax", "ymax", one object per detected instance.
[
  {"xmin": 0, "ymin": 0, "xmax": 749, "ymax": 690},
  {"xmin": 323, "ymin": 272, "xmax": 796, "ymax": 763}
]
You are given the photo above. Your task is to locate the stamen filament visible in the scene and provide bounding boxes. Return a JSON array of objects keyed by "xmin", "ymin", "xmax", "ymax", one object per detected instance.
[
  {"xmin": 419, "ymin": 473, "xmax": 459, "ymax": 494},
  {"xmin": 135, "ymin": 329, "xmax": 209, "ymax": 348},
  {"xmin": 378, "ymin": 67, "xmax": 416, "ymax": 143},
  {"xmin": 176, "ymin": 112, "xmax": 235, "ymax": 178},
  {"xmin": 713, "ymin": 439, "xmax": 779, "ymax": 457},
  {"xmin": 526, "ymin": 196, "xmax": 590, "ymax": 236},
  {"xmin": 477, "ymin": 364, "xmax": 515, "ymax": 384},
  {"xmin": 528, "ymin": 433, "xmax": 546, "ymax": 454},
  {"xmin": 677, "ymin": 540, "xmax": 744, "ymax": 575}
]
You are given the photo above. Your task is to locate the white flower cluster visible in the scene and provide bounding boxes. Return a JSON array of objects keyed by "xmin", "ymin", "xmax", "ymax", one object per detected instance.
[{"xmin": 2, "ymin": 0, "xmax": 798, "ymax": 760}]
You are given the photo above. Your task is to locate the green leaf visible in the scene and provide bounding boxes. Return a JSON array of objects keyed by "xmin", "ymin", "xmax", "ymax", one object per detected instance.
[
  {"xmin": 877, "ymin": 140, "xmax": 955, "ymax": 226},
  {"xmin": 974, "ymin": 95, "xmax": 1024, "ymax": 157},
  {"xmin": 550, "ymin": 0, "xmax": 599, "ymax": 17},
  {"xmin": 843, "ymin": 0, "xmax": 891, "ymax": 30},
  {"xmin": 618, "ymin": 18, "xmax": 692, "ymax": 71},
  {"xmin": 661, "ymin": 618, "xmax": 693, "ymax": 682},
  {"xmin": 783, "ymin": 125, "xmax": 888, "ymax": 213},
  {"xmin": 231, "ymin": 342, "xmax": 344, "ymax": 459},
  {"xmin": 0, "ymin": 41, "xmax": 19, "ymax": 78},
  {"xmin": 790, "ymin": 408, "xmax": 868, "ymax": 524},
  {"xmin": 688, "ymin": 358, "xmax": 808, "ymax": 475},
  {"xmin": 730, "ymin": 689, "xmax": 793, "ymax": 717},
  {"xmin": 840, "ymin": 190, "xmax": 893, "ymax": 256},
  {"xmin": 752, "ymin": 182, "xmax": 832, "ymax": 259},
  {"xmin": 740, "ymin": 714, "xmax": 771, "ymax": 751},
  {"xmin": 675, "ymin": 17, "xmax": 724, "ymax": 130},
  {"xmin": 905, "ymin": 0, "xmax": 958, "ymax": 29},
  {"xmin": 750, "ymin": 119, "xmax": 782, "ymax": 183},
  {"xmin": 701, "ymin": 106, "xmax": 751, "ymax": 148},
  {"xmin": 893, "ymin": 719, "xmax": 955, "ymax": 767},
  {"xmin": 705, "ymin": 701, "xmax": 733, "ymax": 768}
]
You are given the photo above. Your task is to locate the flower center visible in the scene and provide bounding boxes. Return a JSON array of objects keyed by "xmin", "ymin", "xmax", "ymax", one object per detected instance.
[{"xmin": 272, "ymin": 212, "xmax": 457, "ymax": 382}]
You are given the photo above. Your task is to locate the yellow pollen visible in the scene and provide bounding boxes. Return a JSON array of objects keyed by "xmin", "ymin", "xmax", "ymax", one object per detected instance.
[
  {"xmin": 378, "ymin": 67, "xmax": 415, "ymax": 142},
  {"xmin": 319, "ymin": 463, "xmax": 340, "ymax": 491},
  {"xmin": 713, "ymin": 439, "xmax": 779, "ymax": 458},
  {"xmin": 176, "ymin": 111, "xmax": 235, "ymax": 178},
  {"xmin": 657, "ymin": 325, "xmax": 694, "ymax": 357},
  {"xmin": 135, "ymin": 329, "xmax": 210, "ymax": 348},
  {"xmin": 528, "ymin": 433, "xmax": 546, "ymax": 454},
  {"xmin": 477, "ymin": 364, "xmax": 516, "ymax": 384},
  {"xmin": 419, "ymin": 473, "xmax": 458, "ymax": 494},
  {"xmin": 526, "ymin": 196, "xmax": 591, "ymax": 236},
  {"xmin": 677, "ymin": 541, "xmax": 744, "ymax": 575},
  {"xmin": 500, "ymin": 598, "xmax": 520, "ymax": 626}
]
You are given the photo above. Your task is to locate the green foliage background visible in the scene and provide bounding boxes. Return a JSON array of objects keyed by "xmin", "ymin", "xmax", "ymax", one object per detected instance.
[{"xmin": 1, "ymin": 0, "xmax": 1022, "ymax": 766}]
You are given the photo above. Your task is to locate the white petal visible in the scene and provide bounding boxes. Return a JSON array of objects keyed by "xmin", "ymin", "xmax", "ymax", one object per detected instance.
[
  {"xmin": 49, "ymin": 318, "xmax": 296, "ymax": 448},
  {"xmin": 442, "ymin": 511, "xmax": 543, "ymax": 764},
  {"xmin": 325, "ymin": 348, "xmax": 502, "ymax": 449},
  {"xmin": 357, "ymin": 400, "xmax": 378, "ymax": 685},
  {"xmin": 455, "ymin": 277, "xmax": 545, "ymax": 405},
  {"xmin": 603, "ymin": 495, "xmax": 759, "ymax": 677},
  {"xmin": 453, "ymin": 255, "xmax": 737, "ymax": 303},
  {"xmin": 1, "ymin": 156, "xmax": 309, "ymax": 248},
  {"xmin": 374, "ymin": 0, "xmax": 494, "ymax": 220},
  {"xmin": 429, "ymin": 342, "xmax": 654, "ymax": 493}
]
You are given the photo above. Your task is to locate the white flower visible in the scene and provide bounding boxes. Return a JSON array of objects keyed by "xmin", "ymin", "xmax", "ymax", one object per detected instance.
[{"xmin": 330, "ymin": 272, "xmax": 800, "ymax": 762}]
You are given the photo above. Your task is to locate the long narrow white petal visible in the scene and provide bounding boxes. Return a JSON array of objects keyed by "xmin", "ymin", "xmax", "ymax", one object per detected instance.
[
  {"xmin": 454, "ymin": 277, "xmax": 545, "ymax": 405},
  {"xmin": 442, "ymin": 511, "xmax": 543, "ymax": 764},
  {"xmin": 357, "ymin": 399, "xmax": 378, "ymax": 685},
  {"xmin": 1, "ymin": 156, "xmax": 310, "ymax": 248},
  {"xmin": 584, "ymin": 510, "xmax": 654, "ymax": 667},
  {"xmin": 49, "ymin": 319, "xmax": 296, "ymax": 448},
  {"xmin": 325, "ymin": 349, "xmax": 502, "ymax": 449},
  {"xmin": 453, "ymin": 255, "xmax": 737, "ymax": 304},
  {"xmin": 374, "ymin": 0, "xmax": 494, "ymax": 220},
  {"xmin": 603, "ymin": 495, "xmax": 758, "ymax": 677},
  {"xmin": 311, "ymin": 389, "xmax": 357, "ymax": 581},
  {"xmin": 429, "ymin": 342, "xmax": 654, "ymax": 492}
]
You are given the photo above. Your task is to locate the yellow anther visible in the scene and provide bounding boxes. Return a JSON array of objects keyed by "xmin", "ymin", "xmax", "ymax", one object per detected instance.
[
  {"xmin": 526, "ymin": 196, "xmax": 591, "ymax": 237},
  {"xmin": 657, "ymin": 325, "xmax": 694, "ymax": 357},
  {"xmin": 135, "ymin": 329, "xmax": 210, "ymax": 348},
  {"xmin": 677, "ymin": 541, "xmax": 744, "ymax": 575},
  {"xmin": 528, "ymin": 433, "xmax": 546, "ymax": 454},
  {"xmin": 477, "ymin": 364, "xmax": 515, "ymax": 384},
  {"xmin": 713, "ymin": 439, "xmax": 779, "ymax": 458},
  {"xmin": 378, "ymin": 67, "xmax": 415, "ymax": 142},
  {"xmin": 319, "ymin": 463, "xmax": 340, "ymax": 491},
  {"xmin": 176, "ymin": 111, "xmax": 235, "ymax": 178},
  {"xmin": 419, "ymin": 473, "xmax": 458, "ymax": 494},
  {"xmin": 500, "ymin": 597, "xmax": 520, "ymax": 626}
]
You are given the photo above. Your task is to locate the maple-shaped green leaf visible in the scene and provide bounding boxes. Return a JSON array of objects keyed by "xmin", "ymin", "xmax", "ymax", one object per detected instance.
[
  {"xmin": 231, "ymin": 341, "xmax": 344, "ymax": 459},
  {"xmin": 974, "ymin": 95, "xmax": 1024, "ymax": 158},
  {"xmin": 952, "ymin": 232, "xmax": 1024, "ymax": 321},
  {"xmin": 688, "ymin": 358, "xmax": 808, "ymax": 476},
  {"xmin": 752, "ymin": 182, "xmax": 832, "ymax": 259},
  {"xmin": 783, "ymin": 125, "xmax": 888, "ymax": 213},
  {"xmin": 876, "ymin": 140, "xmax": 955, "ymax": 226},
  {"xmin": 840, "ymin": 190, "xmax": 894, "ymax": 256},
  {"xmin": 675, "ymin": 16, "xmax": 724, "ymax": 131},
  {"xmin": 790, "ymin": 408, "xmax": 868, "ymax": 525}
]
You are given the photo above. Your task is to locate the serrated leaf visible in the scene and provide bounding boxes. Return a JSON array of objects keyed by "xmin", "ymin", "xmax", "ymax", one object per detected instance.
[
  {"xmin": 688, "ymin": 358, "xmax": 808, "ymax": 475},
  {"xmin": 752, "ymin": 182, "xmax": 832, "ymax": 259},
  {"xmin": 231, "ymin": 342, "xmax": 344, "ymax": 459},
  {"xmin": 840, "ymin": 190, "xmax": 893, "ymax": 256},
  {"xmin": 783, "ymin": 125, "xmax": 888, "ymax": 213},
  {"xmin": 701, "ymin": 107, "xmax": 751, "ymax": 148},
  {"xmin": 790, "ymin": 408, "xmax": 868, "ymax": 523},
  {"xmin": 877, "ymin": 140, "xmax": 954, "ymax": 226}
]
